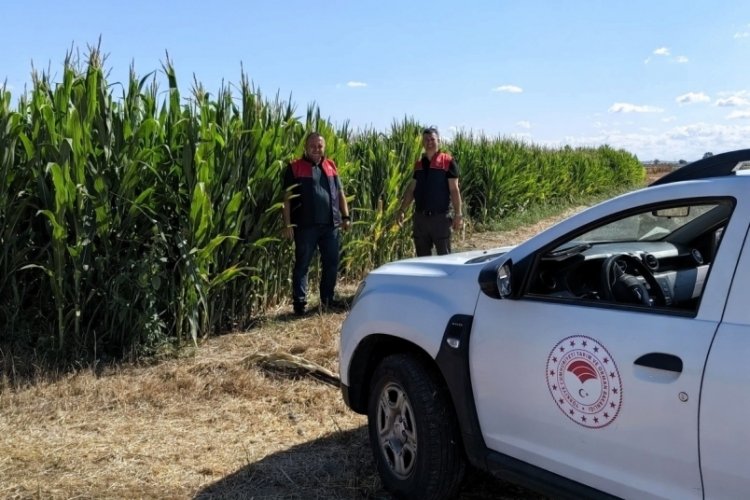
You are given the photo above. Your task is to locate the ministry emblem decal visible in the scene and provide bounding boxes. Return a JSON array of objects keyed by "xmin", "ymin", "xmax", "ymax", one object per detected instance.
[{"xmin": 546, "ymin": 335, "xmax": 622, "ymax": 428}]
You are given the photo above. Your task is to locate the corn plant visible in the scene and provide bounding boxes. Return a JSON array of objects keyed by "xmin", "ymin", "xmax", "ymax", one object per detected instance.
[{"xmin": 0, "ymin": 46, "xmax": 644, "ymax": 367}]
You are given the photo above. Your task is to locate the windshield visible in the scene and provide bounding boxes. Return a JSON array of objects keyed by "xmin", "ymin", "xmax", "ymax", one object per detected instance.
[{"xmin": 565, "ymin": 203, "xmax": 720, "ymax": 246}]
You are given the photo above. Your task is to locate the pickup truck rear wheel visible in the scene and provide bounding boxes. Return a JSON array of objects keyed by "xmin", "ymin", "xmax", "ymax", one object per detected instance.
[{"xmin": 367, "ymin": 353, "xmax": 466, "ymax": 499}]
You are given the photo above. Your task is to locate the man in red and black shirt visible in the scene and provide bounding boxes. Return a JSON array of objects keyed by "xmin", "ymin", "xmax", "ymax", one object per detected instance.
[
  {"xmin": 282, "ymin": 132, "xmax": 351, "ymax": 315},
  {"xmin": 396, "ymin": 127, "xmax": 463, "ymax": 256}
]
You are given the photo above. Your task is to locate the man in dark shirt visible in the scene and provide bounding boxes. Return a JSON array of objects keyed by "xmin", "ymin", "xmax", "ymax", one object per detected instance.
[
  {"xmin": 282, "ymin": 132, "xmax": 351, "ymax": 315},
  {"xmin": 396, "ymin": 127, "xmax": 463, "ymax": 256}
]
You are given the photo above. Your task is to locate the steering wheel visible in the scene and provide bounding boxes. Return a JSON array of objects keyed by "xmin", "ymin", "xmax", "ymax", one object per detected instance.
[{"xmin": 600, "ymin": 254, "xmax": 667, "ymax": 306}]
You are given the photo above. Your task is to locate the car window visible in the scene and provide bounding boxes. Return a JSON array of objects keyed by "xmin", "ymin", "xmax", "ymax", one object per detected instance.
[
  {"xmin": 525, "ymin": 199, "xmax": 734, "ymax": 314},
  {"xmin": 574, "ymin": 204, "xmax": 718, "ymax": 243}
]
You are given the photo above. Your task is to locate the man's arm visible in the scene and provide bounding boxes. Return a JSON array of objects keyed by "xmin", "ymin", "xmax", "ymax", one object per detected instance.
[
  {"xmin": 396, "ymin": 179, "xmax": 417, "ymax": 224},
  {"xmin": 448, "ymin": 178, "xmax": 463, "ymax": 230},
  {"xmin": 281, "ymin": 167, "xmax": 295, "ymax": 239},
  {"xmin": 338, "ymin": 182, "xmax": 351, "ymax": 230}
]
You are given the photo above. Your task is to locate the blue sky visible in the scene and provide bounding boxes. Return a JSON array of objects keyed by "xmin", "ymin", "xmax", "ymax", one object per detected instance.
[{"xmin": 3, "ymin": 1, "xmax": 750, "ymax": 161}]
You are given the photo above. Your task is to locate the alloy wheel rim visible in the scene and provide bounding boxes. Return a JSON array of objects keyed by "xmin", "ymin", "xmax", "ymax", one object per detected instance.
[{"xmin": 376, "ymin": 382, "xmax": 417, "ymax": 479}]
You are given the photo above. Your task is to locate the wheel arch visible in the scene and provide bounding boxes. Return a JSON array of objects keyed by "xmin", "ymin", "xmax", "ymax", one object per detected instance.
[
  {"xmin": 345, "ymin": 333, "xmax": 436, "ymax": 414},
  {"xmin": 344, "ymin": 315, "xmax": 489, "ymax": 471}
]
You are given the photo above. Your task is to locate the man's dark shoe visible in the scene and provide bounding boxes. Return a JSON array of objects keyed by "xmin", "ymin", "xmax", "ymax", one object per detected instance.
[
  {"xmin": 321, "ymin": 298, "xmax": 348, "ymax": 312},
  {"xmin": 293, "ymin": 303, "xmax": 306, "ymax": 316}
]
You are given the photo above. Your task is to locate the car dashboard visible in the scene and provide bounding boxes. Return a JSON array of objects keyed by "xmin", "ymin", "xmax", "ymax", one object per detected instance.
[{"xmin": 528, "ymin": 240, "xmax": 714, "ymax": 311}]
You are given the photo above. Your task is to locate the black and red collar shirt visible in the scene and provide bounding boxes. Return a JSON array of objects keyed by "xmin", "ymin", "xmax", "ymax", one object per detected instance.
[
  {"xmin": 413, "ymin": 151, "xmax": 459, "ymax": 214},
  {"xmin": 284, "ymin": 156, "xmax": 343, "ymax": 227}
]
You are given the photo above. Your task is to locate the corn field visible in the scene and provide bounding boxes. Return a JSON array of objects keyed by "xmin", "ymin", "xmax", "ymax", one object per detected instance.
[{"xmin": 0, "ymin": 49, "xmax": 644, "ymax": 365}]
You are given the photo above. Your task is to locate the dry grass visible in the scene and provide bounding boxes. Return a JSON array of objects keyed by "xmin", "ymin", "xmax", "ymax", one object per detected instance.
[
  {"xmin": 0, "ymin": 302, "xmax": 543, "ymax": 499},
  {"xmin": 0, "ymin": 257, "xmax": 552, "ymax": 499},
  {"xmin": 6, "ymin": 185, "xmax": 674, "ymax": 499},
  {"xmin": 644, "ymin": 163, "xmax": 679, "ymax": 175},
  {"xmin": 455, "ymin": 206, "xmax": 586, "ymax": 253}
]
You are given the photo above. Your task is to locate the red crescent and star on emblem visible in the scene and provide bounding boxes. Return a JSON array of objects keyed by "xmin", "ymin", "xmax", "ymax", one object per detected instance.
[{"xmin": 546, "ymin": 335, "xmax": 623, "ymax": 429}]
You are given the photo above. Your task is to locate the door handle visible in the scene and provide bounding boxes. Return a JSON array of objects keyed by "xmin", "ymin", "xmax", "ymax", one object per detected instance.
[{"xmin": 634, "ymin": 353, "xmax": 683, "ymax": 373}]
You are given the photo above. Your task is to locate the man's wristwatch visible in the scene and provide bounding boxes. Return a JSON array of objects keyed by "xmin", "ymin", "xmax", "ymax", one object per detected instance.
[{"xmin": 342, "ymin": 215, "xmax": 351, "ymax": 221}]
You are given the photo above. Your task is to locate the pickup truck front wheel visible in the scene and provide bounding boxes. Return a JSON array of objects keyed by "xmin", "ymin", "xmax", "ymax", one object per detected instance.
[{"xmin": 367, "ymin": 353, "xmax": 466, "ymax": 499}]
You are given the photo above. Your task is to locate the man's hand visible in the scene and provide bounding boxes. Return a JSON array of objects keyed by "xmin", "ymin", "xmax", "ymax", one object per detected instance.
[
  {"xmin": 282, "ymin": 225, "xmax": 294, "ymax": 240},
  {"xmin": 396, "ymin": 209, "xmax": 405, "ymax": 227},
  {"xmin": 452, "ymin": 214, "xmax": 463, "ymax": 231},
  {"xmin": 341, "ymin": 219, "xmax": 352, "ymax": 231}
]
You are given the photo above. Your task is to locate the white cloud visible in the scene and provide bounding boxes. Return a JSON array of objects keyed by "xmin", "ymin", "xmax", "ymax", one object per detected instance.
[
  {"xmin": 492, "ymin": 85, "xmax": 523, "ymax": 93},
  {"xmin": 727, "ymin": 110, "xmax": 750, "ymax": 119},
  {"xmin": 346, "ymin": 81, "xmax": 367, "ymax": 88},
  {"xmin": 716, "ymin": 94, "xmax": 750, "ymax": 107},
  {"xmin": 517, "ymin": 120, "xmax": 531, "ymax": 129},
  {"xmin": 608, "ymin": 102, "xmax": 664, "ymax": 113},
  {"xmin": 717, "ymin": 89, "xmax": 750, "ymax": 97},
  {"xmin": 734, "ymin": 32, "xmax": 750, "ymax": 39},
  {"xmin": 648, "ymin": 49, "xmax": 687, "ymax": 64},
  {"xmin": 444, "ymin": 125, "xmax": 471, "ymax": 138},
  {"xmin": 676, "ymin": 92, "xmax": 710, "ymax": 104},
  {"xmin": 509, "ymin": 132, "xmax": 533, "ymax": 141},
  {"xmin": 665, "ymin": 123, "xmax": 747, "ymax": 142},
  {"xmin": 542, "ymin": 121, "xmax": 750, "ymax": 162},
  {"xmin": 662, "ymin": 116, "xmax": 677, "ymax": 123}
]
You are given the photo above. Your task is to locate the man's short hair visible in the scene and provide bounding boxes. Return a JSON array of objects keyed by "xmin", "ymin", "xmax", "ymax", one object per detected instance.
[
  {"xmin": 421, "ymin": 126, "xmax": 439, "ymax": 137},
  {"xmin": 305, "ymin": 132, "xmax": 325, "ymax": 145}
]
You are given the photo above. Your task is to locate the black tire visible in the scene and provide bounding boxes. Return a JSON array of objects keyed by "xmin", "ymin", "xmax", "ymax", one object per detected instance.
[{"xmin": 367, "ymin": 353, "xmax": 466, "ymax": 499}]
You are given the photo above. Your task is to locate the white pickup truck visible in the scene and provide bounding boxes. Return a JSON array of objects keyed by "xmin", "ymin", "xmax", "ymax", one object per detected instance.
[{"xmin": 339, "ymin": 149, "xmax": 750, "ymax": 499}]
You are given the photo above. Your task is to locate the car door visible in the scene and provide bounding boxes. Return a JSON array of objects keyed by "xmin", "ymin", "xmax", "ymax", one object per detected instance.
[
  {"xmin": 699, "ymin": 219, "xmax": 750, "ymax": 499},
  {"xmin": 469, "ymin": 187, "xmax": 748, "ymax": 499}
]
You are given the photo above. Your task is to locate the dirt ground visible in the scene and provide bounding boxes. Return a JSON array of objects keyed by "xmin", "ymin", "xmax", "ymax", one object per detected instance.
[{"xmin": 1, "ymin": 176, "xmax": 667, "ymax": 499}]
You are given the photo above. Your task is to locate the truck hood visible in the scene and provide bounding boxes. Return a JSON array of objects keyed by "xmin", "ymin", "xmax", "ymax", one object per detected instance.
[
  {"xmin": 341, "ymin": 245, "xmax": 515, "ymax": 369},
  {"xmin": 370, "ymin": 246, "xmax": 514, "ymax": 278}
]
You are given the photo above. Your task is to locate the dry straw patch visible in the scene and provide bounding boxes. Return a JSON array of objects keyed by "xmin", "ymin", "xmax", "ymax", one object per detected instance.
[
  {"xmin": 455, "ymin": 206, "xmax": 586, "ymax": 253},
  {"xmin": 0, "ymin": 211, "xmax": 585, "ymax": 499},
  {"xmin": 0, "ymin": 310, "xmax": 375, "ymax": 499}
]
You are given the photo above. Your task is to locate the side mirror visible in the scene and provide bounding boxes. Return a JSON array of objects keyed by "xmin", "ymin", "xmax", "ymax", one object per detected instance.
[
  {"xmin": 497, "ymin": 263, "xmax": 512, "ymax": 298},
  {"xmin": 479, "ymin": 258, "xmax": 514, "ymax": 299}
]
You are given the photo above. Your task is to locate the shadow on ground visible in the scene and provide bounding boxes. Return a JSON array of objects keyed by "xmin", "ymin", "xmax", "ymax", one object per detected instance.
[{"xmin": 195, "ymin": 426, "xmax": 546, "ymax": 499}]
